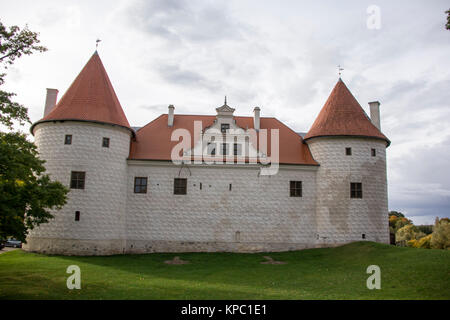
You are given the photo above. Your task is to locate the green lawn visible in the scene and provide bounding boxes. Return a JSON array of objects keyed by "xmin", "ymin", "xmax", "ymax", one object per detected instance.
[{"xmin": 0, "ymin": 242, "xmax": 449, "ymax": 300}]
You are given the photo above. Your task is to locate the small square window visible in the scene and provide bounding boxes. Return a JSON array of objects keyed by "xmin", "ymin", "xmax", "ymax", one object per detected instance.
[
  {"xmin": 362, "ymin": 233, "xmax": 366, "ymax": 239},
  {"xmin": 65, "ymin": 135, "xmax": 72, "ymax": 145},
  {"xmin": 233, "ymin": 143, "xmax": 242, "ymax": 156},
  {"xmin": 350, "ymin": 182, "xmax": 362, "ymax": 198},
  {"xmin": 75, "ymin": 211, "xmax": 80, "ymax": 221},
  {"xmin": 174, "ymin": 178, "xmax": 187, "ymax": 195},
  {"xmin": 221, "ymin": 123, "xmax": 230, "ymax": 133},
  {"xmin": 371, "ymin": 148, "xmax": 376, "ymax": 157},
  {"xmin": 102, "ymin": 137, "xmax": 110, "ymax": 148},
  {"xmin": 70, "ymin": 171, "xmax": 85, "ymax": 189},
  {"xmin": 290, "ymin": 181, "xmax": 302, "ymax": 197},
  {"xmin": 346, "ymin": 147, "xmax": 352, "ymax": 156},
  {"xmin": 134, "ymin": 177, "xmax": 147, "ymax": 193}
]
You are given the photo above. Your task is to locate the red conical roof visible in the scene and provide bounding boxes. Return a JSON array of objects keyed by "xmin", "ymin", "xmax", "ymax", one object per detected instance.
[
  {"xmin": 304, "ymin": 79, "xmax": 389, "ymax": 145},
  {"xmin": 32, "ymin": 51, "xmax": 131, "ymax": 133}
]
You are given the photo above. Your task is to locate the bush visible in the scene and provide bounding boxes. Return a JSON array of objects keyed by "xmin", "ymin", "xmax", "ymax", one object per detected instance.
[
  {"xmin": 396, "ymin": 224, "xmax": 426, "ymax": 243},
  {"xmin": 431, "ymin": 218, "xmax": 450, "ymax": 249},
  {"xmin": 416, "ymin": 234, "xmax": 432, "ymax": 249}
]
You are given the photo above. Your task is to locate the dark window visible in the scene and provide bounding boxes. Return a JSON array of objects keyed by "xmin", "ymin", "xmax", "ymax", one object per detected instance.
[
  {"xmin": 350, "ymin": 182, "xmax": 362, "ymax": 198},
  {"xmin": 290, "ymin": 181, "xmax": 302, "ymax": 197},
  {"xmin": 174, "ymin": 178, "xmax": 187, "ymax": 195},
  {"xmin": 65, "ymin": 135, "xmax": 72, "ymax": 145},
  {"xmin": 346, "ymin": 147, "xmax": 352, "ymax": 156},
  {"xmin": 75, "ymin": 211, "xmax": 80, "ymax": 221},
  {"xmin": 200, "ymin": 182, "xmax": 202, "ymax": 190},
  {"xmin": 134, "ymin": 177, "xmax": 147, "ymax": 194},
  {"xmin": 207, "ymin": 142, "xmax": 216, "ymax": 155},
  {"xmin": 221, "ymin": 143, "xmax": 228, "ymax": 155},
  {"xmin": 362, "ymin": 233, "xmax": 366, "ymax": 239},
  {"xmin": 70, "ymin": 171, "xmax": 85, "ymax": 189},
  {"xmin": 233, "ymin": 143, "xmax": 242, "ymax": 155},
  {"xmin": 102, "ymin": 137, "xmax": 110, "ymax": 148},
  {"xmin": 229, "ymin": 183, "xmax": 232, "ymax": 191},
  {"xmin": 371, "ymin": 148, "xmax": 376, "ymax": 157},
  {"xmin": 221, "ymin": 123, "xmax": 230, "ymax": 133}
]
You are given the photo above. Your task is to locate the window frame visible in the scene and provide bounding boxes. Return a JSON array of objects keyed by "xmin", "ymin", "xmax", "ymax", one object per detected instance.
[
  {"xmin": 174, "ymin": 178, "xmax": 187, "ymax": 195},
  {"xmin": 102, "ymin": 137, "xmax": 110, "ymax": 148},
  {"xmin": 221, "ymin": 123, "xmax": 230, "ymax": 133},
  {"xmin": 290, "ymin": 180, "xmax": 302, "ymax": 197},
  {"xmin": 134, "ymin": 177, "xmax": 148, "ymax": 194},
  {"xmin": 350, "ymin": 182, "xmax": 363, "ymax": 198},
  {"xmin": 345, "ymin": 147, "xmax": 352, "ymax": 156},
  {"xmin": 233, "ymin": 143, "xmax": 242, "ymax": 156},
  {"xmin": 64, "ymin": 134, "xmax": 72, "ymax": 145},
  {"xmin": 371, "ymin": 148, "xmax": 376, "ymax": 157},
  {"xmin": 75, "ymin": 211, "xmax": 80, "ymax": 221},
  {"xmin": 220, "ymin": 143, "xmax": 229, "ymax": 156},
  {"xmin": 207, "ymin": 142, "xmax": 216, "ymax": 155},
  {"xmin": 70, "ymin": 171, "xmax": 85, "ymax": 189}
]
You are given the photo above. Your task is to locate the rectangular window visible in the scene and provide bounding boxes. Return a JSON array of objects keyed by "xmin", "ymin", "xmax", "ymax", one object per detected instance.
[
  {"xmin": 70, "ymin": 171, "xmax": 85, "ymax": 189},
  {"xmin": 102, "ymin": 137, "xmax": 110, "ymax": 148},
  {"xmin": 75, "ymin": 211, "xmax": 80, "ymax": 221},
  {"xmin": 290, "ymin": 181, "xmax": 302, "ymax": 197},
  {"xmin": 174, "ymin": 178, "xmax": 187, "ymax": 195},
  {"xmin": 134, "ymin": 177, "xmax": 148, "ymax": 194},
  {"xmin": 371, "ymin": 148, "xmax": 376, "ymax": 157},
  {"xmin": 207, "ymin": 142, "xmax": 216, "ymax": 155},
  {"xmin": 221, "ymin": 143, "xmax": 228, "ymax": 155},
  {"xmin": 346, "ymin": 147, "xmax": 352, "ymax": 156},
  {"xmin": 221, "ymin": 123, "xmax": 230, "ymax": 133},
  {"xmin": 350, "ymin": 182, "xmax": 362, "ymax": 198},
  {"xmin": 65, "ymin": 135, "xmax": 72, "ymax": 145},
  {"xmin": 233, "ymin": 143, "xmax": 242, "ymax": 156}
]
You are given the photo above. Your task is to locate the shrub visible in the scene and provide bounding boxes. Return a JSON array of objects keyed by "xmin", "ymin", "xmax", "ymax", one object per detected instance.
[
  {"xmin": 416, "ymin": 234, "xmax": 432, "ymax": 249},
  {"xmin": 396, "ymin": 224, "xmax": 426, "ymax": 243},
  {"xmin": 431, "ymin": 218, "xmax": 450, "ymax": 249}
]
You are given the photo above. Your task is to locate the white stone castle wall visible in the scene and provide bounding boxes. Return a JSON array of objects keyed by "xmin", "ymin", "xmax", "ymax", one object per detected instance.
[
  {"xmin": 125, "ymin": 162, "xmax": 318, "ymax": 253},
  {"xmin": 307, "ymin": 137, "xmax": 389, "ymax": 245},
  {"xmin": 23, "ymin": 122, "xmax": 131, "ymax": 255}
]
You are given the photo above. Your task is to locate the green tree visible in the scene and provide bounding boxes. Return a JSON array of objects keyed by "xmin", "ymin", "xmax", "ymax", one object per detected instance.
[
  {"xmin": 396, "ymin": 224, "xmax": 425, "ymax": 243},
  {"xmin": 430, "ymin": 217, "xmax": 450, "ymax": 249},
  {"xmin": 446, "ymin": 9, "xmax": 450, "ymax": 30},
  {"xmin": 0, "ymin": 19, "xmax": 68, "ymax": 242}
]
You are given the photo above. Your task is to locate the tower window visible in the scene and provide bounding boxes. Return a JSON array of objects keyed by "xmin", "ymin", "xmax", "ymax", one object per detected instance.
[
  {"xmin": 64, "ymin": 135, "xmax": 72, "ymax": 145},
  {"xmin": 134, "ymin": 177, "xmax": 147, "ymax": 194},
  {"xmin": 221, "ymin": 123, "xmax": 230, "ymax": 133},
  {"xmin": 75, "ymin": 211, "xmax": 80, "ymax": 221},
  {"xmin": 371, "ymin": 148, "xmax": 376, "ymax": 157},
  {"xmin": 70, "ymin": 171, "xmax": 85, "ymax": 189},
  {"xmin": 102, "ymin": 137, "xmax": 110, "ymax": 148},
  {"xmin": 220, "ymin": 143, "xmax": 229, "ymax": 155},
  {"xmin": 290, "ymin": 181, "xmax": 302, "ymax": 197},
  {"xmin": 174, "ymin": 178, "xmax": 187, "ymax": 195},
  {"xmin": 233, "ymin": 143, "xmax": 242, "ymax": 156},
  {"xmin": 350, "ymin": 182, "xmax": 362, "ymax": 198},
  {"xmin": 229, "ymin": 183, "xmax": 232, "ymax": 191},
  {"xmin": 346, "ymin": 147, "xmax": 352, "ymax": 156},
  {"xmin": 362, "ymin": 233, "xmax": 366, "ymax": 239}
]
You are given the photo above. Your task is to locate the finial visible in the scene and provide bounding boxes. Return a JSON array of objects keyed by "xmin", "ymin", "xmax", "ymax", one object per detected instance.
[
  {"xmin": 224, "ymin": 95, "xmax": 227, "ymax": 105},
  {"xmin": 96, "ymin": 38, "xmax": 102, "ymax": 49},
  {"xmin": 338, "ymin": 65, "xmax": 344, "ymax": 77}
]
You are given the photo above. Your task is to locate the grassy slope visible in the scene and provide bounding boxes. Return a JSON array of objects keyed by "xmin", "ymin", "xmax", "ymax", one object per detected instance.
[{"xmin": 0, "ymin": 242, "xmax": 449, "ymax": 300}]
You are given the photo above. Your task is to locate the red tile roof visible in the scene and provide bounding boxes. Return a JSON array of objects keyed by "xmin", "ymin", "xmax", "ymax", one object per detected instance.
[
  {"xmin": 304, "ymin": 79, "xmax": 390, "ymax": 145},
  {"xmin": 31, "ymin": 51, "xmax": 131, "ymax": 133},
  {"xmin": 129, "ymin": 114, "xmax": 318, "ymax": 165}
]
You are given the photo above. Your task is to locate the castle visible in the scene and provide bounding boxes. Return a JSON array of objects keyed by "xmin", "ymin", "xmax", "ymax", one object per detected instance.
[{"xmin": 23, "ymin": 51, "xmax": 390, "ymax": 255}]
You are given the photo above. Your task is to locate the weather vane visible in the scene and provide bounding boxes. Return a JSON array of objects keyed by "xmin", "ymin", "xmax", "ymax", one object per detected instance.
[
  {"xmin": 338, "ymin": 65, "xmax": 344, "ymax": 77},
  {"xmin": 96, "ymin": 39, "xmax": 101, "ymax": 49}
]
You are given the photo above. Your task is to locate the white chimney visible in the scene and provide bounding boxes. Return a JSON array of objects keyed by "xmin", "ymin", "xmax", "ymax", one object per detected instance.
[
  {"xmin": 369, "ymin": 101, "xmax": 381, "ymax": 130},
  {"xmin": 168, "ymin": 105, "xmax": 174, "ymax": 127},
  {"xmin": 44, "ymin": 88, "xmax": 58, "ymax": 117},
  {"xmin": 253, "ymin": 107, "xmax": 260, "ymax": 131}
]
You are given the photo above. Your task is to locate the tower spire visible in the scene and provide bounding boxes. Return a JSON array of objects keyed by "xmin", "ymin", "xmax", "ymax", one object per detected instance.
[{"xmin": 224, "ymin": 95, "xmax": 227, "ymax": 105}]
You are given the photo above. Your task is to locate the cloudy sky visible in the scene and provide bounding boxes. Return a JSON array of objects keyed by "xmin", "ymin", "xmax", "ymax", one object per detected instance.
[{"xmin": 2, "ymin": 0, "xmax": 449, "ymax": 224}]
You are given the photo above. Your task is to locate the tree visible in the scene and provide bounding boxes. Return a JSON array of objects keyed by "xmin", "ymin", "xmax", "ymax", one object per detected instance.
[
  {"xmin": 446, "ymin": 9, "xmax": 450, "ymax": 30},
  {"xmin": 389, "ymin": 211, "xmax": 405, "ymax": 218},
  {"xmin": 396, "ymin": 224, "xmax": 425, "ymax": 243},
  {"xmin": 0, "ymin": 19, "xmax": 68, "ymax": 242},
  {"xmin": 430, "ymin": 217, "xmax": 450, "ymax": 249}
]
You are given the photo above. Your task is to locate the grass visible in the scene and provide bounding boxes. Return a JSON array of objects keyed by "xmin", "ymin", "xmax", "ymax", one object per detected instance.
[{"xmin": 0, "ymin": 242, "xmax": 449, "ymax": 300}]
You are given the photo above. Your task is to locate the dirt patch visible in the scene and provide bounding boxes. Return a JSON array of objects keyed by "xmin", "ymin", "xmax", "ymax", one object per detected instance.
[
  {"xmin": 164, "ymin": 256, "xmax": 190, "ymax": 265},
  {"xmin": 260, "ymin": 256, "xmax": 286, "ymax": 265}
]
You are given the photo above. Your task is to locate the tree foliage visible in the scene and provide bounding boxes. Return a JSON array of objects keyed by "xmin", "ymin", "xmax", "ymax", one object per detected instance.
[
  {"xmin": 446, "ymin": 9, "xmax": 450, "ymax": 30},
  {"xmin": 0, "ymin": 19, "xmax": 68, "ymax": 242},
  {"xmin": 430, "ymin": 217, "xmax": 450, "ymax": 249},
  {"xmin": 396, "ymin": 224, "xmax": 425, "ymax": 243}
]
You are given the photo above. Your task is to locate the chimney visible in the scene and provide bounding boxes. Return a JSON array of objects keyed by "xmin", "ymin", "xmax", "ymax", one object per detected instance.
[
  {"xmin": 43, "ymin": 88, "xmax": 58, "ymax": 117},
  {"xmin": 253, "ymin": 107, "xmax": 260, "ymax": 131},
  {"xmin": 368, "ymin": 101, "xmax": 381, "ymax": 130},
  {"xmin": 168, "ymin": 105, "xmax": 174, "ymax": 127}
]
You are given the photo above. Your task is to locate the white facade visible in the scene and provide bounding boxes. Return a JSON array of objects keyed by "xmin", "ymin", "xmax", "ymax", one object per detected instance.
[{"xmin": 23, "ymin": 118, "xmax": 389, "ymax": 255}]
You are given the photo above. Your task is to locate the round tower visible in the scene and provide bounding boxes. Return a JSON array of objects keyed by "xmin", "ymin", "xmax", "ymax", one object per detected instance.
[
  {"xmin": 304, "ymin": 79, "xmax": 390, "ymax": 246},
  {"xmin": 24, "ymin": 52, "xmax": 134, "ymax": 255}
]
